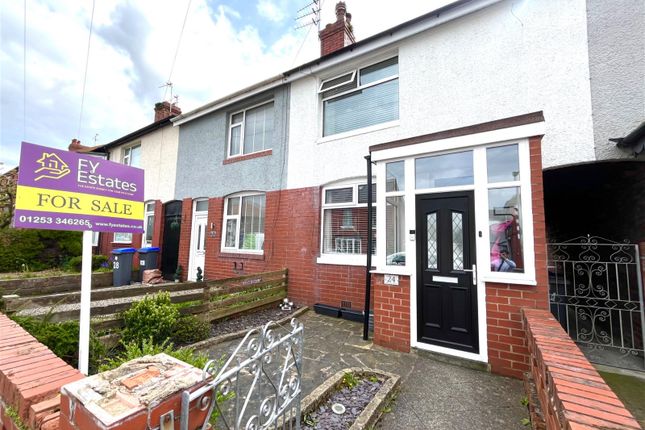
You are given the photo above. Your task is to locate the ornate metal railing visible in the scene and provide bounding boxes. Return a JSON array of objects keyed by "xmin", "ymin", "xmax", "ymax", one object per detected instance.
[
  {"xmin": 548, "ymin": 235, "xmax": 644, "ymax": 370},
  {"xmin": 180, "ymin": 319, "xmax": 304, "ymax": 430}
]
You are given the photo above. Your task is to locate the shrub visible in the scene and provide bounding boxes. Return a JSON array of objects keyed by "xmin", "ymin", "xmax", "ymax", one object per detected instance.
[
  {"xmin": 121, "ymin": 292, "xmax": 180, "ymax": 346},
  {"xmin": 0, "ymin": 228, "xmax": 82, "ymax": 272},
  {"xmin": 172, "ymin": 315, "xmax": 211, "ymax": 345},
  {"xmin": 66, "ymin": 255, "xmax": 109, "ymax": 272},
  {"xmin": 11, "ymin": 316, "xmax": 105, "ymax": 373},
  {"xmin": 99, "ymin": 338, "xmax": 210, "ymax": 372}
]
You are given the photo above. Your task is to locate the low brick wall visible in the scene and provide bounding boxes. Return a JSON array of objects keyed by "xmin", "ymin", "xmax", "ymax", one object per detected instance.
[
  {"xmin": 522, "ymin": 308, "xmax": 641, "ymax": 429},
  {"xmin": 0, "ymin": 312, "xmax": 83, "ymax": 430}
]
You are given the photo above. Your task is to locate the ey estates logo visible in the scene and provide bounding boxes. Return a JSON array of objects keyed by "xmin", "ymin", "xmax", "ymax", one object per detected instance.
[{"xmin": 34, "ymin": 152, "xmax": 71, "ymax": 181}]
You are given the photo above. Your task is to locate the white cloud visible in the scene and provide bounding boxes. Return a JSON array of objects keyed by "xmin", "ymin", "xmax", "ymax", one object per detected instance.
[
  {"xmin": 257, "ymin": 0, "xmax": 286, "ymax": 23},
  {"xmin": 0, "ymin": 0, "xmax": 456, "ymax": 169}
]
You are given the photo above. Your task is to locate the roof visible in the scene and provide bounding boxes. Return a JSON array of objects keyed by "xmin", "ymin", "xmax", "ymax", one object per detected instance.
[
  {"xmin": 174, "ymin": 0, "xmax": 500, "ymax": 125},
  {"xmin": 97, "ymin": 116, "xmax": 176, "ymax": 152},
  {"xmin": 611, "ymin": 121, "xmax": 645, "ymax": 155}
]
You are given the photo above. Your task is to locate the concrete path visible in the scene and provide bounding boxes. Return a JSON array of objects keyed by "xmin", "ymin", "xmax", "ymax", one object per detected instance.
[{"xmin": 207, "ymin": 311, "xmax": 527, "ymax": 429}]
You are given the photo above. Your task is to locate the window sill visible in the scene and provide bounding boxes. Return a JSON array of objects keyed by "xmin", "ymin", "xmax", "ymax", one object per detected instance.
[
  {"xmin": 219, "ymin": 251, "xmax": 265, "ymax": 260},
  {"xmin": 223, "ymin": 149, "xmax": 272, "ymax": 164},
  {"xmin": 112, "ymin": 241, "xmax": 132, "ymax": 245},
  {"xmin": 316, "ymin": 254, "xmax": 369, "ymax": 267},
  {"xmin": 481, "ymin": 276, "xmax": 537, "ymax": 286},
  {"xmin": 317, "ymin": 121, "xmax": 400, "ymax": 144}
]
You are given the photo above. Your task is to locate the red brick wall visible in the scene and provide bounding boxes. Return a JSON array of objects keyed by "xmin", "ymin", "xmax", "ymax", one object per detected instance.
[
  {"xmin": 0, "ymin": 313, "xmax": 83, "ymax": 430},
  {"xmin": 485, "ymin": 136, "xmax": 549, "ymax": 379},
  {"xmin": 198, "ymin": 188, "xmax": 369, "ymax": 311},
  {"xmin": 522, "ymin": 308, "xmax": 640, "ymax": 429},
  {"xmin": 373, "ymin": 274, "xmax": 411, "ymax": 352}
]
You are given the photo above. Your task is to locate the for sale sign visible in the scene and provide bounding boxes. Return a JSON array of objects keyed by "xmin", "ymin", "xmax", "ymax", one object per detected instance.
[{"xmin": 14, "ymin": 142, "xmax": 144, "ymax": 233}]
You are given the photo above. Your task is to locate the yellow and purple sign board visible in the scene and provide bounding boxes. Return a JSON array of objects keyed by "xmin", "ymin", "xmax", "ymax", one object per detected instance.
[{"xmin": 14, "ymin": 142, "xmax": 144, "ymax": 233}]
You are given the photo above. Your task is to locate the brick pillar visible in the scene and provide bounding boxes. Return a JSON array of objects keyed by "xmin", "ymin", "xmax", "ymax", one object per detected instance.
[
  {"xmin": 176, "ymin": 198, "xmax": 193, "ymax": 281},
  {"xmin": 373, "ymin": 274, "xmax": 411, "ymax": 352}
]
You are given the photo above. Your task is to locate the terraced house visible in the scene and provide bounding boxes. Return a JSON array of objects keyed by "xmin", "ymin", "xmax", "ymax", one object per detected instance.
[{"xmin": 104, "ymin": 0, "xmax": 644, "ymax": 377}]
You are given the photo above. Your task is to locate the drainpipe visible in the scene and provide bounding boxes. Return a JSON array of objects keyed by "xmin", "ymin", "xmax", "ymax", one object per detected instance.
[{"xmin": 363, "ymin": 154, "xmax": 373, "ymax": 340}]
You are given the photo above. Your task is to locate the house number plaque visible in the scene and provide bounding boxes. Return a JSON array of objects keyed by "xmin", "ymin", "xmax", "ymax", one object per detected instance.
[{"xmin": 384, "ymin": 274, "xmax": 399, "ymax": 286}]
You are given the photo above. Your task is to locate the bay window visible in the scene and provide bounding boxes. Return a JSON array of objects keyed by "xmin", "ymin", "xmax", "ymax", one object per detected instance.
[
  {"xmin": 320, "ymin": 57, "xmax": 399, "ymax": 137},
  {"xmin": 222, "ymin": 193, "xmax": 265, "ymax": 252}
]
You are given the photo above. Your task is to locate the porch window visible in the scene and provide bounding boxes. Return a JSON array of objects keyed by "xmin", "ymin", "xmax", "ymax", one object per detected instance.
[
  {"xmin": 321, "ymin": 182, "xmax": 376, "ymax": 258},
  {"xmin": 386, "ymin": 161, "xmax": 405, "ymax": 266},
  {"xmin": 487, "ymin": 144, "xmax": 524, "ymax": 273},
  {"xmin": 415, "ymin": 150, "xmax": 473, "ymax": 189},
  {"xmin": 228, "ymin": 101, "xmax": 274, "ymax": 158},
  {"xmin": 222, "ymin": 193, "xmax": 265, "ymax": 253},
  {"xmin": 320, "ymin": 57, "xmax": 399, "ymax": 137},
  {"xmin": 142, "ymin": 201, "xmax": 155, "ymax": 247}
]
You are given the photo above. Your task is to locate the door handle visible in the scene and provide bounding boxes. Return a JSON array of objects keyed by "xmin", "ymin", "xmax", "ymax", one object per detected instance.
[{"xmin": 463, "ymin": 264, "xmax": 477, "ymax": 285}]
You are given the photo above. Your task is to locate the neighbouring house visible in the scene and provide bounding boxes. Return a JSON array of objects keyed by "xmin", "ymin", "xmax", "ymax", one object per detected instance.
[
  {"xmin": 90, "ymin": 101, "xmax": 181, "ymax": 266},
  {"xmin": 163, "ymin": 0, "xmax": 643, "ymax": 378}
]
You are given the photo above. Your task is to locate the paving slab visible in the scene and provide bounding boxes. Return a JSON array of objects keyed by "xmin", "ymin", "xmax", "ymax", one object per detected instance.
[{"xmin": 207, "ymin": 311, "xmax": 527, "ymax": 429}]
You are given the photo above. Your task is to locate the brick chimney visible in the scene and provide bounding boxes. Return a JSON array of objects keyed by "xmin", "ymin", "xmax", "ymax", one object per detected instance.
[
  {"xmin": 154, "ymin": 101, "xmax": 181, "ymax": 122},
  {"xmin": 319, "ymin": 1, "xmax": 355, "ymax": 56}
]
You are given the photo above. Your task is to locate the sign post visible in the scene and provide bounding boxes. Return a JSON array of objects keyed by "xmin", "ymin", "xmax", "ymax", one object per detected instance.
[{"xmin": 14, "ymin": 142, "xmax": 144, "ymax": 374}]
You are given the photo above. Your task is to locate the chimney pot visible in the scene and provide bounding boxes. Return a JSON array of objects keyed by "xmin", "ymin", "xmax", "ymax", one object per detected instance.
[{"xmin": 319, "ymin": 1, "xmax": 355, "ymax": 56}]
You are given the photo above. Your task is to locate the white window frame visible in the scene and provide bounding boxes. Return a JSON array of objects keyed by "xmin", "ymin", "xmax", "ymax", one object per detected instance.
[
  {"xmin": 227, "ymin": 100, "xmax": 274, "ymax": 158},
  {"xmin": 221, "ymin": 192, "xmax": 266, "ymax": 255},
  {"xmin": 317, "ymin": 180, "xmax": 376, "ymax": 266},
  {"xmin": 384, "ymin": 160, "xmax": 406, "ymax": 268},
  {"xmin": 92, "ymin": 231, "xmax": 99, "ymax": 247},
  {"xmin": 319, "ymin": 56, "xmax": 399, "ymax": 138},
  {"xmin": 142, "ymin": 201, "xmax": 155, "ymax": 247},
  {"xmin": 122, "ymin": 144, "xmax": 141, "ymax": 167},
  {"xmin": 113, "ymin": 232, "xmax": 132, "ymax": 244}
]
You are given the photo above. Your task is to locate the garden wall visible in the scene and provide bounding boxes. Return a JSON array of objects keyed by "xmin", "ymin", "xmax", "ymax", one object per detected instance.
[
  {"xmin": 522, "ymin": 308, "xmax": 641, "ymax": 429},
  {"xmin": 0, "ymin": 312, "xmax": 82, "ymax": 430}
]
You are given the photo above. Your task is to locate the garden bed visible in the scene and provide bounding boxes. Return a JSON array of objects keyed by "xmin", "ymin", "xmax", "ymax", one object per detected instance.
[
  {"xmin": 301, "ymin": 368, "xmax": 400, "ymax": 430},
  {"xmin": 189, "ymin": 305, "xmax": 309, "ymax": 350}
]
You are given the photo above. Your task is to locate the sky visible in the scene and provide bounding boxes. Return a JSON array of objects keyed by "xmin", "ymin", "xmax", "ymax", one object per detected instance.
[{"xmin": 0, "ymin": 0, "xmax": 454, "ymax": 172}]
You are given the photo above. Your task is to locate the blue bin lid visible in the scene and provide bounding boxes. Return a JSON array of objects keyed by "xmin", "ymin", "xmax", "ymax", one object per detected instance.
[
  {"xmin": 112, "ymin": 247, "xmax": 137, "ymax": 254},
  {"xmin": 137, "ymin": 247, "xmax": 160, "ymax": 253}
]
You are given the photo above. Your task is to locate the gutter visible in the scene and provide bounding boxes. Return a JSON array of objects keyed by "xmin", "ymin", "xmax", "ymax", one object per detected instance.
[{"xmin": 172, "ymin": 0, "xmax": 502, "ymax": 126}]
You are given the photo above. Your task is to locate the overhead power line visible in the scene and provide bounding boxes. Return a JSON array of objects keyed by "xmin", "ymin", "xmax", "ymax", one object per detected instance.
[{"xmin": 77, "ymin": 0, "xmax": 96, "ymax": 139}]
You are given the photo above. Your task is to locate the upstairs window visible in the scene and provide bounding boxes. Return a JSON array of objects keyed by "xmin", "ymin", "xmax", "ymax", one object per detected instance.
[
  {"xmin": 320, "ymin": 57, "xmax": 399, "ymax": 137},
  {"xmin": 122, "ymin": 145, "xmax": 141, "ymax": 167},
  {"xmin": 228, "ymin": 101, "xmax": 274, "ymax": 157},
  {"xmin": 222, "ymin": 193, "xmax": 266, "ymax": 253}
]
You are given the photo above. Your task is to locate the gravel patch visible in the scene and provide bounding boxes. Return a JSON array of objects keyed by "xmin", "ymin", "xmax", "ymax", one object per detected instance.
[
  {"xmin": 303, "ymin": 375, "xmax": 384, "ymax": 430},
  {"xmin": 209, "ymin": 306, "xmax": 301, "ymax": 337},
  {"xmin": 16, "ymin": 283, "xmax": 201, "ymax": 317}
]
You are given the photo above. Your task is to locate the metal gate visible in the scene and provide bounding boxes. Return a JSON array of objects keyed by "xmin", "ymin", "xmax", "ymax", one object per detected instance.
[
  {"xmin": 548, "ymin": 236, "xmax": 645, "ymax": 371},
  {"xmin": 180, "ymin": 319, "xmax": 304, "ymax": 430}
]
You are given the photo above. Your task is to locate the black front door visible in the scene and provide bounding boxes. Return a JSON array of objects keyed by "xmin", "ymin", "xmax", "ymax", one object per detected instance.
[
  {"xmin": 161, "ymin": 200, "xmax": 182, "ymax": 280},
  {"xmin": 416, "ymin": 191, "xmax": 478, "ymax": 353}
]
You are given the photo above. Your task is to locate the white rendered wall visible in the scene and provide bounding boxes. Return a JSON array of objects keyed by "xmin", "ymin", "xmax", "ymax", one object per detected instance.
[
  {"xmin": 287, "ymin": 0, "xmax": 595, "ymax": 189},
  {"xmin": 109, "ymin": 124, "xmax": 179, "ymax": 203}
]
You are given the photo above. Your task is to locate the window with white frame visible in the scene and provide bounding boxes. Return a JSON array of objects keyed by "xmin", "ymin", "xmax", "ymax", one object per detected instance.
[
  {"xmin": 486, "ymin": 144, "xmax": 524, "ymax": 273},
  {"xmin": 320, "ymin": 57, "xmax": 399, "ymax": 137},
  {"xmin": 142, "ymin": 201, "xmax": 155, "ymax": 247},
  {"xmin": 222, "ymin": 193, "xmax": 265, "ymax": 252},
  {"xmin": 385, "ymin": 161, "xmax": 405, "ymax": 266},
  {"xmin": 322, "ymin": 182, "xmax": 376, "ymax": 256},
  {"xmin": 122, "ymin": 145, "xmax": 141, "ymax": 167},
  {"xmin": 92, "ymin": 231, "xmax": 99, "ymax": 247},
  {"xmin": 228, "ymin": 101, "xmax": 274, "ymax": 157},
  {"xmin": 113, "ymin": 232, "xmax": 132, "ymax": 243}
]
